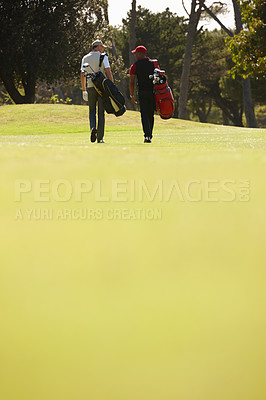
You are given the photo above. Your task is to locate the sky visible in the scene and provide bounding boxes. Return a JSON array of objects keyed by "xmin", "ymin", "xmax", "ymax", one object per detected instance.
[{"xmin": 108, "ymin": 0, "xmax": 235, "ymax": 31}]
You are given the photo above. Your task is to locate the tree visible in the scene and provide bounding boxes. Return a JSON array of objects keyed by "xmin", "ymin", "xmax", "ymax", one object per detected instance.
[
  {"xmin": 178, "ymin": 0, "xmax": 204, "ymax": 119},
  {"xmin": 188, "ymin": 29, "xmax": 245, "ymax": 125},
  {"xmin": 129, "ymin": 0, "xmax": 137, "ymax": 66},
  {"xmin": 203, "ymin": 0, "xmax": 257, "ymax": 127},
  {"xmin": 0, "ymin": 0, "xmax": 107, "ymax": 104},
  {"xmin": 181, "ymin": 0, "xmax": 257, "ymax": 127},
  {"xmin": 232, "ymin": 0, "xmax": 257, "ymax": 127},
  {"xmin": 114, "ymin": 6, "xmax": 187, "ymax": 112},
  {"xmin": 228, "ymin": 0, "xmax": 266, "ymax": 78}
]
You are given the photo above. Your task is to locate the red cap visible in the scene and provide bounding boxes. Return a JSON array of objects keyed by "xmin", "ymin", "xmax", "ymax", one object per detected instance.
[{"xmin": 131, "ymin": 45, "xmax": 147, "ymax": 54}]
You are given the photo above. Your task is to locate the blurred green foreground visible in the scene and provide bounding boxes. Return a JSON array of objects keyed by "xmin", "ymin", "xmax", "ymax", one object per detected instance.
[{"xmin": 0, "ymin": 105, "xmax": 265, "ymax": 400}]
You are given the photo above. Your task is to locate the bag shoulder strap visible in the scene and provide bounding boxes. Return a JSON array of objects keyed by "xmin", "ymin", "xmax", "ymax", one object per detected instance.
[{"xmin": 99, "ymin": 53, "xmax": 106, "ymax": 69}]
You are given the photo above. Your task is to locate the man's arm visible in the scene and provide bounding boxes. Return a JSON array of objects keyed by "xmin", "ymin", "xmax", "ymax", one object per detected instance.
[
  {"xmin": 80, "ymin": 55, "xmax": 88, "ymax": 102},
  {"xmin": 105, "ymin": 67, "xmax": 114, "ymax": 83},
  {"xmin": 81, "ymin": 73, "xmax": 86, "ymax": 91},
  {"xmin": 81, "ymin": 72, "xmax": 88, "ymax": 101},
  {"xmin": 129, "ymin": 75, "xmax": 137, "ymax": 105}
]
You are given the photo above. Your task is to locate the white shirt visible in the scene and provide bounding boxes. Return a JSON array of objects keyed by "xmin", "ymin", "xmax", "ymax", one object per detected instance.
[{"xmin": 81, "ymin": 51, "xmax": 110, "ymax": 88}]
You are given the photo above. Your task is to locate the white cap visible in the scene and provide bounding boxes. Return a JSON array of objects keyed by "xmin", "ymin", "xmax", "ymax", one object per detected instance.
[{"xmin": 92, "ymin": 39, "xmax": 106, "ymax": 48}]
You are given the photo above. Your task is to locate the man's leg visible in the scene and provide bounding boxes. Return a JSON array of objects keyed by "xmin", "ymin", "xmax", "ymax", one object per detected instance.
[
  {"xmin": 147, "ymin": 91, "xmax": 155, "ymax": 138},
  {"xmin": 97, "ymin": 94, "xmax": 105, "ymax": 142},
  {"xmin": 140, "ymin": 108, "xmax": 152, "ymax": 137},
  {"xmin": 139, "ymin": 91, "xmax": 154, "ymax": 139},
  {"xmin": 87, "ymin": 88, "xmax": 98, "ymax": 130},
  {"xmin": 148, "ymin": 99, "xmax": 155, "ymax": 138}
]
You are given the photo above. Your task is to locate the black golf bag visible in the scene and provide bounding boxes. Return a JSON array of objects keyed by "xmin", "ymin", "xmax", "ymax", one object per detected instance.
[
  {"xmin": 83, "ymin": 54, "xmax": 126, "ymax": 117},
  {"xmin": 91, "ymin": 71, "xmax": 126, "ymax": 117}
]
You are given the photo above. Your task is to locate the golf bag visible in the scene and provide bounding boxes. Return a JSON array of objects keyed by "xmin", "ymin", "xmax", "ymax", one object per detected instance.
[
  {"xmin": 91, "ymin": 71, "xmax": 126, "ymax": 117},
  {"xmin": 150, "ymin": 68, "xmax": 175, "ymax": 119},
  {"xmin": 83, "ymin": 55, "xmax": 126, "ymax": 117}
]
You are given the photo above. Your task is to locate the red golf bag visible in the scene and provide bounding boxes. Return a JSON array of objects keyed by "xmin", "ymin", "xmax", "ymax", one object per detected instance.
[{"xmin": 151, "ymin": 69, "xmax": 175, "ymax": 119}]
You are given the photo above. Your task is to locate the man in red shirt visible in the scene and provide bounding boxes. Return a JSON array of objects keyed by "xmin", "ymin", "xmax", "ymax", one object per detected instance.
[{"xmin": 129, "ymin": 46, "xmax": 159, "ymax": 143}]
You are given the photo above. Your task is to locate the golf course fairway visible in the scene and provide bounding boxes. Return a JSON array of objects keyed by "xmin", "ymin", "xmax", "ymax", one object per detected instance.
[{"xmin": 0, "ymin": 104, "xmax": 266, "ymax": 400}]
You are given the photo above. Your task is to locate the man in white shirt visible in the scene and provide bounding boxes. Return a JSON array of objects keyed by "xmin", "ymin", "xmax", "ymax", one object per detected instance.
[{"xmin": 81, "ymin": 39, "xmax": 114, "ymax": 143}]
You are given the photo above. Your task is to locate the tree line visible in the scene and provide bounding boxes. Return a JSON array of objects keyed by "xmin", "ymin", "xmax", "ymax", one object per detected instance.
[{"xmin": 0, "ymin": 0, "xmax": 265, "ymax": 127}]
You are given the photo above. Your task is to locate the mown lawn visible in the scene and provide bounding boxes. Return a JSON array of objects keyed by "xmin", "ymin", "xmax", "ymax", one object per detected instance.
[{"xmin": 0, "ymin": 104, "xmax": 266, "ymax": 400}]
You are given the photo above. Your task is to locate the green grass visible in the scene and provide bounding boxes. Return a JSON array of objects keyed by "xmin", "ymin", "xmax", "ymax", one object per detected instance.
[{"xmin": 0, "ymin": 104, "xmax": 266, "ymax": 400}]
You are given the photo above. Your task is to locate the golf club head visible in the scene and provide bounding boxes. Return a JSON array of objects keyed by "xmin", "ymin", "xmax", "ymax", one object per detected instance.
[{"xmin": 154, "ymin": 68, "xmax": 165, "ymax": 75}]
